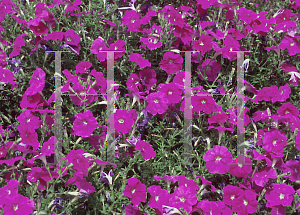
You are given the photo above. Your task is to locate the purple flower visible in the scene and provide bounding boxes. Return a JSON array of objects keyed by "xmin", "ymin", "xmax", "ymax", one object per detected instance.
[
  {"xmin": 100, "ymin": 169, "xmax": 114, "ymax": 184},
  {"xmin": 8, "ymin": 58, "xmax": 23, "ymax": 73},
  {"xmin": 126, "ymin": 134, "xmax": 141, "ymax": 146},
  {"xmin": 49, "ymin": 197, "xmax": 63, "ymax": 210}
]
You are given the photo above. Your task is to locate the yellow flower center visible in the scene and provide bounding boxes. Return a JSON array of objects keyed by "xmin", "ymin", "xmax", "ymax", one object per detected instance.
[
  {"xmin": 216, "ymin": 156, "xmax": 222, "ymax": 161},
  {"xmin": 285, "ymin": 110, "xmax": 289, "ymax": 114},
  {"xmin": 83, "ymin": 120, "xmax": 88, "ymax": 125},
  {"xmin": 290, "ymin": 42, "xmax": 295, "ymax": 46},
  {"xmin": 67, "ymin": 37, "xmax": 72, "ymax": 41},
  {"xmin": 118, "ymin": 119, "xmax": 124, "ymax": 123},
  {"xmin": 244, "ymin": 200, "xmax": 248, "ymax": 206},
  {"xmin": 280, "ymin": 193, "xmax": 285, "ymax": 200},
  {"xmin": 180, "ymin": 197, "xmax": 186, "ymax": 202},
  {"xmin": 154, "ymin": 99, "xmax": 159, "ymax": 103},
  {"xmin": 201, "ymin": 100, "xmax": 206, "ymax": 104},
  {"xmin": 200, "ymin": 41, "xmax": 204, "ymax": 46},
  {"xmin": 168, "ymin": 91, "xmax": 172, "ymax": 95},
  {"xmin": 13, "ymin": 205, "xmax": 18, "ymax": 211},
  {"xmin": 272, "ymin": 140, "xmax": 277, "ymax": 145},
  {"xmin": 230, "ymin": 195, "xmax": 235, "ymax": 200},
  {"xmin": 238, "ymin": 163, "xmax": 243, "ymax": 167}
]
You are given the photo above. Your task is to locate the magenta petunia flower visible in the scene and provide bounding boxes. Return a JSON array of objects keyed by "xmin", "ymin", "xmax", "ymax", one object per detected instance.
[
  {"xmin": 228, "ymin": 155, "xmax": 253, "ymax": 178},
  {"xmin": 44, "ymin": 31, "xmax": 64, "ymax": 41},
  {"xmin": 64, "ymin": 29, "xmax": 81, "ymax": 46},
  {"xmin": 27, "ymin": 166, "xmax": 59, "ymax": 190},
  {"xmin": 71, "ymin": 82, "xmax": 97, "ymax": 105},
  {"xmin": 170, "ymin": 186, "xmax": 198, "ymax": 214},
  {"xmin": 208, "ymin": 111, "xmax": 229, "ymax": 126},
  {"xmin": 0, "ymin": 67, "xmax": 17, "ymax": 89},
  {"xmin": 66, "ymin": 149, "xmax": 90, "ymax": 177},
  {"xmin": 17, "ymin": 126, "xmax": 39, "ymax": 149},
  {"xmin": 192, "ymin": 34, "xmax": 212, "ymax": 53},
  {"xmin": 172, "ymin": 71, "xmax": 192, "ymax": 91},
  {"xmin": 25, "ymin": 68, "xmax": 45, "ymax": 95},
  {"xmin": 252, "ymin": 166, "xmax": 277, "ymax": 187},
  {"xmin": 272, "ymin": 83, "xmax": 291, "ymax": 103},
  {"xmin": 125, "ymin": 204, "xmax": 142, "ymax": 215},
  {"xmin": 253, "ymin": 85, "xmax": 277, "ymax": 103},
  {"xmin": 277, "ymin": 102, "xmax": 299, "ymax": 117},
  {"xmin": 9, "ymin": 33, "xmax": 27, "ymax": 58},
  {"xmin": 28, "ymin": 17, "xmax": 48, "ymax": 36},
  {"xmin": 126, "ymin": 73, "xmax": 143, "ymax": 93},
  {"xmin": 262, "ymin": 129, "xmax": 287, "ymax": 155},
  {"xmin": 65, "ymin": 173, "xmax": 96, "ymax": 195},
  {"xmin": 128, "ymin": 53, "xmax": 151, "ymax": 69},
  {"xmin": 109, "ymin": 39, "xmax": 126, "ymax": 60},
  {"xmin": 159, "ymin": 82, "xmax": 182, "ymax": 104},
  {"xmin": 17, "ymin": 109, "xmax": 40, "ymax": 132},
  {"xmin": 73, "ymin": 110, "xmax": 98, "ymax": 137},
  {"xmin": 121, "ymin": 10, "xmax": 141, "ymax": 32},
  {"xmin": 223, "ymin": 185, "xmax": 244, "ymax": 207},
  {"xmin": 0, "ymin": 179, "xmax": 19, "ymax": 208},
  {"xmin": 173, "ymin": 25, "xmax": 194, "ymax": 45},
  {"xmin": 20, "ymin": 92, "xmax": 44, "ymax": 109},
  {"xmin": 197, "ymin": 0, "xmax": 219, "ymax": 9},
  {"xmin": 136, "ymin": 140, "xmax": 156, "ymax": 159},
  {"xmin": 139, "ymin": 68, "xmax": 157, "ymax": 90},
  {"xmin": 90, "ymin": 38, "xmax": 109, "ymax": 62},
  {"xmin": 64, "ymin": 0, "xmax": 81, "ymax": 16},
  {"xmin": 204, "ymin": 145, "xmax": 233, "ymax": 174},
  {"xmin": 146, "ymin": 92, "xmax": 169, "ymax": 115},
  {"xmin": 192, "ymin": 91, "xmax": 218, "ymax": 114},
  {"xmin": 3, "ymin": 194, "xmax": 35, "ymax": 215},
  {"xmin": 265, "ymin": 183, "xmax": 295, "ymax": 207},
  {"xmin": 140, "ymin": 36, "xmax": 162, "ymax": 50},
  {"xmin": 160, "ymin": 51, "xmax": 183, "ymax": 75},
  {"xmin": 198, "ymin": 59, "xmax": 221, "ymax": 82},
  {"xmin": 123, "ymin": 178, "xmax": 147, "ymax": 205},
  {"xmin": 232, "ymin": 190, "xmax": 258, "ymax": 215},
  {"xmin": 0, "ymin": 146, "xmax": 7, "ymax": 158},
  {"xmin": 114, "ymin": 109, "xmax": 135, "ymax": 134},
  {"xmin": 176, "ymin": 175, "xmax": 199, "ymax": 192},
  {"xmin": 282, "ymin": 160, "xmax": 300, "ymax": 182},
  {"xmin": 278, "ymin": 35, "xmax": 300, "ymax": 56},
  {"xmin": 147, "ymin": 185, "xmax": 169, "ymax": 213},
  {"xmin": 90, "ymin": 69, "xmax": 106, "ymax": 92},
  {"xmin": 195, "ymin": 200, "xmax": 223, "ymax": 215},
  {"xmin": 168, "ymin": 10, "xmax": 186, "ymax": 28},
  {"xmin": 220, "ymin": 34, "xmax": 241, "ymax": 61},
  {"xmin": 76, "ymin": 61, "xmax": 92, "ymax": 73}
]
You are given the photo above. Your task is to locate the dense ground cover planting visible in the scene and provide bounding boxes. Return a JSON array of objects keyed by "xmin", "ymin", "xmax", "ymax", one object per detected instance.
[{"xmin": 1, "ymin": 0, "xmax": 300, "ymax": 214}]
